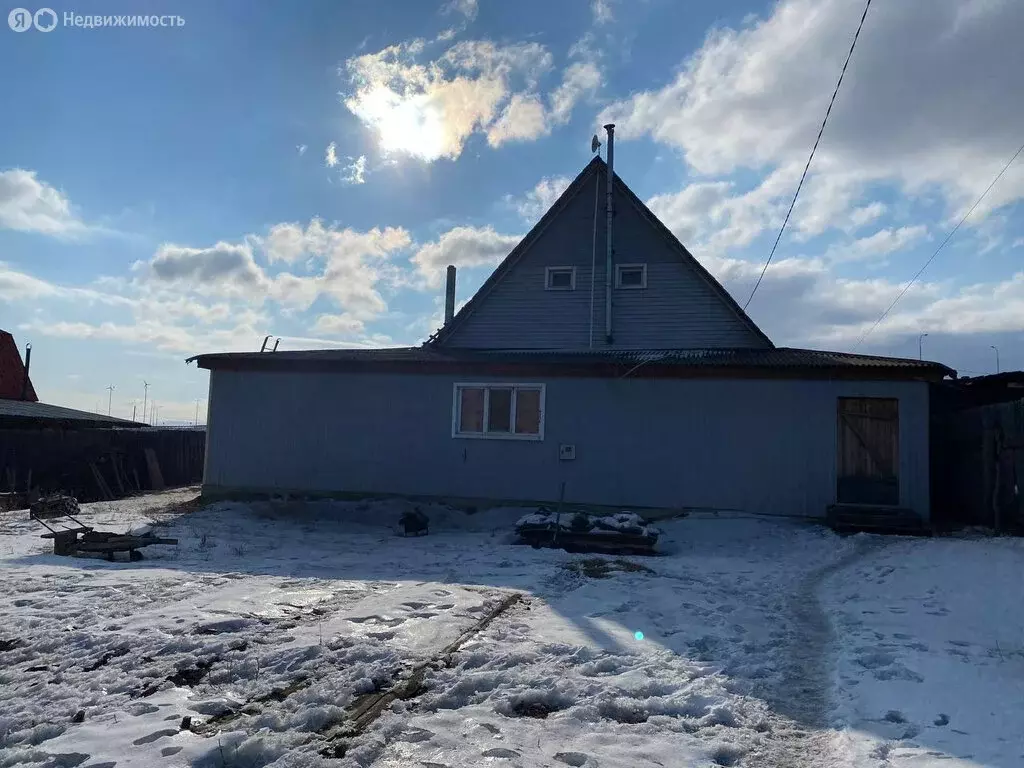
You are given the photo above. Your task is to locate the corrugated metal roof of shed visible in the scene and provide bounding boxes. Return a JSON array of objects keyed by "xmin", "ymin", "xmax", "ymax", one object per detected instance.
[
  {"xmin": 188, "ymin": 345, "xmax": 953, "ymax": 376},
  {"xmin": 0, "ymin": 399, "xmax": 142, "ymax": 425}
]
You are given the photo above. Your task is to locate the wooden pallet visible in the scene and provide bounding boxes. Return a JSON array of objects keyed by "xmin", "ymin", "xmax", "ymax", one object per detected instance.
[
  {"xmin": 37, "ymin": 520, "xmax": 178, "ymax": 559},
  {"xmin": 516, "ymin": 525, "xmax": 658, "ymax": 555}
]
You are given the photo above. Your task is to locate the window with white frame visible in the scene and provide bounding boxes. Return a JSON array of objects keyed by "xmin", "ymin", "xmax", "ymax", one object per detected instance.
[
  {"xmin": 615, "ymin": 263, "xmax": 647, "ymax": 289},
  {"xmin": 545, "ymin": 266, "xmax": 576, "ymax": 291},
  {"xmin": 452, "ymin": 383, "xmax": 545, "ymax": 440}
]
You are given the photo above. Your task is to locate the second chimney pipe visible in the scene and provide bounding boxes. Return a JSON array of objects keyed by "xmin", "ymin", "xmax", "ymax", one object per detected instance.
[
  {"xmin": 604, "ymin": 123, "xmax": 615, "ymax": 345},
  {"xmin": 20, "ymin": 343, "xmax": 31, "ymax": 401},
  {"xmin": 444, "ymin": 265, "xmax": 457, "ymax": 326}
]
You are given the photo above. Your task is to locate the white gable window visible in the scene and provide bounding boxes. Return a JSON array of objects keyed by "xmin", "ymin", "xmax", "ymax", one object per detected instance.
[
  {"xmin": 615, "ymin": 263, "xmax": 647, "ymax": 289},
  {"xmin": 545, "ymin": 266, "xmax": 576, "ymax": 291},
  {"xmin": 452, "ymin": 383, "xmax": 545, "ymax": 440}
]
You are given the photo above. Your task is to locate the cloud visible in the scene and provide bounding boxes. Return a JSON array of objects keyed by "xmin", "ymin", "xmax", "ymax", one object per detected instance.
[
  {"xmin": 128, "ymin": 220, "xmax": 411, "ymax": 330},
  {"xmin": 824, "ymin": 225, "xmax": 929, "ymax": 264},
  {"xmin": 260, "ymin": 218, "xmax": 412, "ymax": 317},
  {"xmin": 144, "ymin": 241, "xmax": 266, "ymax": 290},
  {"xmin": 847, "ymin": 202, "xmax": 887, "ymax": 231},
  {"xmin": 549, "ymin": 61, "xmax": 602, "ymax": 125},
  {"xmin": 297, "ymin": 144, "xmax": 308, "ymax": 156},
  {"xmin": 443, "ymin": 0, "xmax": 478, "ymax": 21},
  {"xmin": 591, "ymin": 0, "xmax": 614, "ymax": 24},
  {"xmin": 486, "ymin": 94, "xmax": 549, "ymax": 147},
  {"xmin": 310, "ymin": 313, "xmax": 367, "ymax": 337},
  {"xmin": 411, "ymin": 225, "xmax": 521, "ymax": 287},
  {"xmin": 342, "ymin": 39, "xmax": 554, "ymax": 161},
  {"xmin": 509, "ymin": 175, "xmax": 573, "ymax": 222},
  {"xmin": 647, "ymin": 169, "xmax": 800, "ymax": 253},
  {"xmin": 601, "ymin": 0, "xmax": 1024, "ymax": 220},
  {"xmin": 325, "ymin": 142, "xmax": 339, "ymax": 168},
  {"xmin": 342, "ymin": 155, "xmax": 367, "ymax": 184},
  {"xmin": 0, "ymin": 169, "xmax": 91, "ymax": 238}
]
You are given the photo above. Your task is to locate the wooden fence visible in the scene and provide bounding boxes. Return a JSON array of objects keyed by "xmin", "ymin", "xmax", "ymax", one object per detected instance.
[
  {"xmin": 0, "ymin": 427, "xmax": 205, "ymax": 504},
  {"xmin": 931, "ymin": 399, "xmax": 1024, "ymax": 532}
]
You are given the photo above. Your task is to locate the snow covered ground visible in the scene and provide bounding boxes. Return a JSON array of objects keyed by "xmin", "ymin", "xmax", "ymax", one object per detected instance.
[
  {"xmin": 826, "ymin": 535, "xmax": 1024, "ymax": 767},
  {"xmin": 0, "ymin": 491, "xmax": 1021, "ymax": 768}
]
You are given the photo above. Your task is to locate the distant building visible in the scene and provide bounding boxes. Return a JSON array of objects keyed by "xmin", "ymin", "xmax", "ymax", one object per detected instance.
[
  {"xmin": 0, "ymin": 329, "xmax": 138, "ymax": 429},
  {"xmin": 0, "ymin": 330, "xmax": 37, "ymax": 402},
  {"xmin": 191, "ymin": 156, "xmax": 952, "ymax": 520}
]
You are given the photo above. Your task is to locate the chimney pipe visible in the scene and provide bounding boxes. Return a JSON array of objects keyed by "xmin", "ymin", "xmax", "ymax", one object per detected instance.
[
  {"xmin": 444, "ymin": 265, "xmax": 457, "ymax": 326},
  {"xmin": 603, "ymin": 123, "xmax": 615, "ymax": 345},
  {"xmin": 20, "ymin": 343, "xmax": 31, "ymax": 400}
]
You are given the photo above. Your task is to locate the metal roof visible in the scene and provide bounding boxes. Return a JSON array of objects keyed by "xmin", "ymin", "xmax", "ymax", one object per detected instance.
[
  {"xmin": 188, "ymin": 345, "xmax": 953, "ymax": 377},
  {"xmin": 0, "ymin": 398, "xmax": 142, "ymax": 425}
]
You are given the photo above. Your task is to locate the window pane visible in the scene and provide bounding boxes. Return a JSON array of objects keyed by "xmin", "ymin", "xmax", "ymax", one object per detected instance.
[
  {"xmin": 459, "ymin": 388, "xmax": 485, "ymax": 433},
  {"xmin": 548, "ymin": 269, "xmax": 572, "ymax": 289},
  {"xmin": 619, "ymin": 267, "xmax": 644, "ymax": 287},
  {"xmin": 515, "ymin": 388, "xmax": 541, "ymax": 434},
  {"xmin": 487, "ymin": 388, "xmax": 512, "ymax": 433}
]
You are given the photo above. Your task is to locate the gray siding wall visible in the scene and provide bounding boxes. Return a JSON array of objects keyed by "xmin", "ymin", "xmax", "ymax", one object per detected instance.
[
  {"xmin": 443, "ymin": 175, "xmax": 767, "ymax": 350},
  {"xmin": 205, "ymin": 370, "xmax": 930, "ymax": 519}
]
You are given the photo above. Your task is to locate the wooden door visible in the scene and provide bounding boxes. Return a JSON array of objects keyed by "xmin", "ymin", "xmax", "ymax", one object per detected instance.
[{"xmin": 837, "ymin": 397, "xmax": 899, "ymax": 506}]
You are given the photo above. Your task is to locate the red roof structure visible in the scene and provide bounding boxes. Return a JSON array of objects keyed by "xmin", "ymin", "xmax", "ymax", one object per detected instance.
[{"xmin": 0, "ymin": 330, "xmax": 37, "ymax": 401}]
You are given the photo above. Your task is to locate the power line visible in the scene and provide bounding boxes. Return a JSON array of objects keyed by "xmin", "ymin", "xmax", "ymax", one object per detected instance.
[
  {"xmin": 854, "ymin": 139, "xmax": 1024, "ymax": 349},
  {"xmin": 743, "ymin": 0, "xmax": 873, "ymax": 311}
]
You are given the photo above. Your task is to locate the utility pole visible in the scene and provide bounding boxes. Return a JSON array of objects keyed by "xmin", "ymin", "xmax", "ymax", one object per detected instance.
[
  {"xmin": 106, "ymin": 384, "xmax": 116, "ymax": 416},
  {"xmin": 194, "ymin": 398, "xmax": 200, "ymax": 426},
  {"xmin": 918, "ymin": 332, "xmax": 928, "ymax": 361},
  {"xmin": 132, "ymin": 402, "xmax": 137, "ymax": 422},
  {"xmin": 991, "ymin": 345, "xmax": 1000, "ymax": 374},
  {"xmin": 142, "ymin": 381, "xmax": 149, "ymax": 426}
]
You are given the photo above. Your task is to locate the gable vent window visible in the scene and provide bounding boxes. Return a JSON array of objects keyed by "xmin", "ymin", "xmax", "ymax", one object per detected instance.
[
  {"xmin": 545, "ymin": 266, "xmax": 576, "ymax": 291},
  {"xmin": 452, "ymin": 383, "xmax": 545, "ymax": 441},
  {"xmin": 615, "ymin": 264, "xmax": 647, "ymax": 289}
]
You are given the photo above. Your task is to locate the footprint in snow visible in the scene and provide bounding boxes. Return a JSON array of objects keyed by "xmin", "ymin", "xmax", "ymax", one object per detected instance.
[
  {"xmin": 555, "ymin": 753, "xmax": 590, "ymax": 767},
  {"xmin": 399, "ymin": 728, "xmax": 434, "ymax": 743},
  {"xmin": 132, "ymin": 729, "xmax": 178, "ymax": 745},
  {"xmin": 348, "ymin": 615, "xmax": 407, "ymax": 627},
  {"xmin": 481, "ymin": 748, "xmax": 519, "ymax": 758},
  {"xmin": 934, "ymin": 713, "xmax": 950, "ymax": 726},
  {"xmin": 161, "ymin": 746, "xmax": 183, "ymax": 756}
]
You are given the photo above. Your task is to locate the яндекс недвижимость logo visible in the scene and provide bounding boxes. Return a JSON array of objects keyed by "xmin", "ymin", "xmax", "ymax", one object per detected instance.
[
  {"xmin": 8, "ymin": 8, "xmax": 56, "ymax": 31},
  {"xmin": 8, "ymin": 8, "xmax": 184, "ymax": 31}
]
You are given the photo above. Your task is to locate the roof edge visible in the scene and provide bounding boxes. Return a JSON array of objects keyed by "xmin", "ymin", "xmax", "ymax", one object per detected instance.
[{"xmin": 429, "ymin": 157, "xmax": 605, "ymax": 347}]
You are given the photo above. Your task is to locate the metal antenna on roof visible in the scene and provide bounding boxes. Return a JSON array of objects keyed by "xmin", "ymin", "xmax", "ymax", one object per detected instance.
[{"xmin": 591, "ymin": 134, "xmax": 601, "ymax": 154}]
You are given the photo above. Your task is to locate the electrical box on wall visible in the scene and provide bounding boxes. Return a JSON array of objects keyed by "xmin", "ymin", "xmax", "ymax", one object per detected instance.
[{"xmin": 559, "ymin": 444, "xmax": 576, "ymax": 460}]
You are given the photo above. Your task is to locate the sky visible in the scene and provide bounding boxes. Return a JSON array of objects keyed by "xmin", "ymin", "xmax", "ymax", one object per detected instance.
[{"xmin": 1, "ymin": 0, "xmax": 1023, "ymax": 423}]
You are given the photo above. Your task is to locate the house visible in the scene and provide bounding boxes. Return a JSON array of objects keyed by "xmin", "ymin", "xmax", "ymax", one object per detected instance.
[{"xmin": 189, "ymin": 149, "xmax": 953, "ymax": 520}]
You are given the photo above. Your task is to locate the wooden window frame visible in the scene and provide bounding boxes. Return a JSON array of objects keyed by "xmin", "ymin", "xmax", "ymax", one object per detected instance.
[
  {"xmin": 545, "ymin": 266, "xmax": 576, "ymax": 291},
  {"xmin": 452, "ymin": 383, "xmax": 546, "ymax": 441},
  {"xmin": 615, "ymin": 263, "xmax": 647, "ymax": 289}
]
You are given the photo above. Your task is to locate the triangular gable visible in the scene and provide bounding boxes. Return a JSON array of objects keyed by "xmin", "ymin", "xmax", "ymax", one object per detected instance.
[
  {"xmin": 0, "ymin": 330, "xmax": 37, "ymax": 401},
  {"xmin": 431, "ymin": 156, "xmax": 773, "ymax": 350}
]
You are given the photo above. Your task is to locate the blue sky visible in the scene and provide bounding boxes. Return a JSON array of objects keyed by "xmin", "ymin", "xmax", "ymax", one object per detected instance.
[{"xmin": 1, "ymin": 0, "xmax": 1023, "ymax": 421}]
